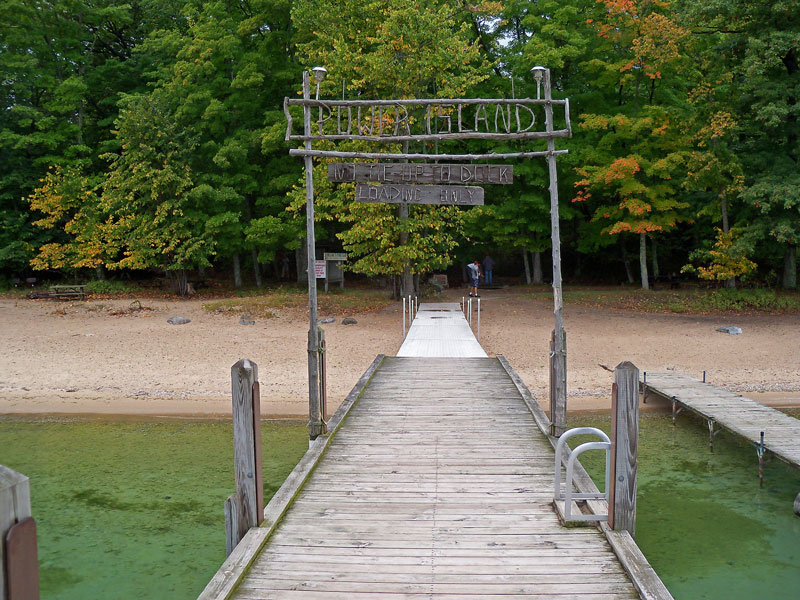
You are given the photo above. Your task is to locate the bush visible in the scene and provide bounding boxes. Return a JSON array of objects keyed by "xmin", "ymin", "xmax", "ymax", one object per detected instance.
[
  {"xmin": 85, "ymin": 280, "xmax": 133, "ymax": 295},
  {"xmin": 694, "ymin": 289, "xmax": 800, "ymax": 313}
]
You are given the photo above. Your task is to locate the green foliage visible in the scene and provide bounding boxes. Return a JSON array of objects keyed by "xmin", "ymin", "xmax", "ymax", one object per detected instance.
[
  {"xmin": 682, "ymin": 228, "xmax": 757, "ymax": 281},
  {"xmin": 290, "ymin": 0, "xmax": 495, "ymax": 280},
  {"xmin": 0, "ymin": 0, "xmax": 797, "ymax": 290},
  {"xmin": 84, "ymin": 280, "xmax": 135, "ymax": 295},
  {"xmin": 203, "ymin": 286, "xmax": 391, "ymax": 315},
  {"xmin": 556, "ymin": 286, "xmax": 800, "ymax": 314}
]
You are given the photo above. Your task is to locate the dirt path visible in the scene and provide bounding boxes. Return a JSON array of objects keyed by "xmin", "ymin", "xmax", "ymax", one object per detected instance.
[{"xmin": 1, "ymin": 288, "xmax": 798, "ymax": 416}]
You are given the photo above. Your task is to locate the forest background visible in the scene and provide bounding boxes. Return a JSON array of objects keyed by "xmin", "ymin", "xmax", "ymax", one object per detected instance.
[{"xmin": 1, "ymin": 0, "xmax": 798, "ymax": 295}]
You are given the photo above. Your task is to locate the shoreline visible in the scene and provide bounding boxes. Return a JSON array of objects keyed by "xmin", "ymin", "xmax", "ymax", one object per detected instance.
[
  {"xmin": 2, "ymin": 390, "xmax": 799, "ymax": 422},
  {"xmin": 2, "ymin": 292, "xmax": 799, "ymax": 421}
]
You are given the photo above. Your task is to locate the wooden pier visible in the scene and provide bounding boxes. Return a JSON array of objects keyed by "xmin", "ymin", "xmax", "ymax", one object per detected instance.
[
  {"xmin": 642, "ymin": 371, "xmax": 800, "ymax": 481},
  {"xmin": 201, "ymin": 305, "xmax": 671, "ymax": 600},
  {"xmin": 397, "ymin": 302, "xmax": 486, "ymax": 358}
]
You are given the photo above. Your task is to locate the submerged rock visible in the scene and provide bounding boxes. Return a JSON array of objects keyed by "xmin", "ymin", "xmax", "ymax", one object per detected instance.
[
  {"xmin": 716, "ymin": 325, "xmax": 742, "ymax": 335},
  {"xmin": 167, "ymin": 316, "xmax": 191, "ymax": 325}
]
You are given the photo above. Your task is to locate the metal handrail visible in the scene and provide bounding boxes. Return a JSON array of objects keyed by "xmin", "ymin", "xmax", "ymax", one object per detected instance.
[{"xmin": 554, "ymin": 427, "xmax": 611, "ymax": 522}]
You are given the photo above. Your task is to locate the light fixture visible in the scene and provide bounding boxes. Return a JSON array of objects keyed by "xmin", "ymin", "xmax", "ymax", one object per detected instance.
[
  {"xmin": 311, "ymin": 66, "xmax": 328, "ymax": 84},
  {"xmin": 531, "ymin": 66, "xmax": 547, "ymax": 99}
]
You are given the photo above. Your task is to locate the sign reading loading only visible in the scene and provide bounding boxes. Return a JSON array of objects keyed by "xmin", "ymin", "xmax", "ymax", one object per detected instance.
[
  {"xmin": 329, "ymin": 163, "xmax": 512, "ymax": 185},
  {"xmin": 356, "ymin": 184, "xmax": 483, "ymax": 206}
]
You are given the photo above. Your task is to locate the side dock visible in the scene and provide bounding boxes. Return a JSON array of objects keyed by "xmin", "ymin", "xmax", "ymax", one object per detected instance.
[{"xmin": 642, "ymin": 371, "xmax": 800, "ymax": 484}]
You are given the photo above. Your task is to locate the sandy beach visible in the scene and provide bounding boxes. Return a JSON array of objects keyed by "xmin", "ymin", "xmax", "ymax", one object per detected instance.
[{"xmin": 1, "ymin": 288, "xmax": 798, "ymax": 417}]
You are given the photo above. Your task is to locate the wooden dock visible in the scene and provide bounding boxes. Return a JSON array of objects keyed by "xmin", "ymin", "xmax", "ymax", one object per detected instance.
[
  {"xmin": 200, "ymin": 305, "xmax": 671, "ymax": 600},
  {"xmin": 642, "ymin": 371, "xmax": 800, "ymax": 477},
  {"xmin": 397, "ymin": 302, "xmax": 486, "ymax": 358}
]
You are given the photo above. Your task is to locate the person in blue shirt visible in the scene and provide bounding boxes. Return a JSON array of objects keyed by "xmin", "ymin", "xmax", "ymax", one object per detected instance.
[
  {"xmin": 482, "ymin": 255, "xmax": 495, "ymax": 286},
  {"xmin": 467, "ymin": 260, "xmax": 481, "ymax": 297}
]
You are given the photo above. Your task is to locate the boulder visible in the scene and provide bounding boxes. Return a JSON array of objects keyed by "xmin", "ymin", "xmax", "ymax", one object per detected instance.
[
  {"xmin": 342, "ymin": 317, "xmax": 358, "ymax": 325},
  {"xmin": 319, "ymin": 317, "xmax": 336, "ymax": 324},
  {"xmin": 167, "ymin": 316, "xmax": 191, "ymax": 325},
  {"xmin": 239, "ymin": 315, "xmax": 255, "ymax": 326},
  {"xmin": 716, "ymin": 326, "xmax": 742, "ymax": 335}
]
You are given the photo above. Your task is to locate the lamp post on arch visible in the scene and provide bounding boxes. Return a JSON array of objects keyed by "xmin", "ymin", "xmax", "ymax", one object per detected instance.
[
  {"xmin": 303, "ymin": 66, "xmax": 328, "ymax": 441},
  {"xmin": 533, "ymin": 65, "xmax": 567, "ymax": 437}
]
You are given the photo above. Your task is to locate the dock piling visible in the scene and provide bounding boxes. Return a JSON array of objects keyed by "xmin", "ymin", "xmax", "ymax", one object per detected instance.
[
  {"xmin": 1, "ymin": 465, "xmax": 40, "ymax": 600},
  {"xmin": 226, "ymin": 359, "xmax": 264, "ymax": 556},
  {"xmin": 609, "ymin": 361, "xmax": 639, "ymax": 536}
]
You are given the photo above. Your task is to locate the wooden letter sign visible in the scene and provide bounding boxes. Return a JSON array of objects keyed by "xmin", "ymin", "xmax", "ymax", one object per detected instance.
[
  {"xmin": 356, "ymin": 184, "xmax": 484, "ymax": 206},
  {"xmin": 329, "ymin": 163, "xmax": 512, "ymax": 185}
]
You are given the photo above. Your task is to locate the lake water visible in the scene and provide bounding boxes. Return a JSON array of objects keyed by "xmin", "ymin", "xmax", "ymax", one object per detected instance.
[
  {"xmin": 0, "ymin": 417, "xmax": 308, "ymax": 599},
  {"xmin": 1, "ymin": 412, "xmax": 798, "ymax": 599},
  {"xmin": 570, "ymin": 409, "xmax": 800, "ymax": 600}
]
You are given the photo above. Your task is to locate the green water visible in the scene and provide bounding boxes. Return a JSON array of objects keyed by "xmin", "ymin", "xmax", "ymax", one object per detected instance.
[
  {"xmin": 0, "ymin": 417, "xmax": 308, "ymax": 599},
  {"xmin": 570, "ymin": 410, "xmax": 800, "ymax": 600},
  {"xmin": 2, "ymin": 414, "xmax": 800, "ymax": 599}
]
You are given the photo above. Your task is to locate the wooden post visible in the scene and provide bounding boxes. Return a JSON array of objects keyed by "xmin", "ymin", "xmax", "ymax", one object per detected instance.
[
  {"xmin": 1, "ymin": 465, "xmax": 39, "ymax": 600},
  {"xmin": 303, "ymin": 71, "xmax": 323, "ymax": 441},
  {"xmin": 318, "ymin": 328, "xmax": 327, "ymax": 432},
  {"xmin": 549, "ymin": 328, "xmax": 567, "ymax": 437},
  {"xmin": 226, "ymin": 359, "xmax": 264, "ymax": 556},
  {"xmin": 543, "ymin": 67, "xmax": 567, "ymax": 437},
  {"xmin": 609, "ymin": 361, "xmax": 639, "ymax": 536}
]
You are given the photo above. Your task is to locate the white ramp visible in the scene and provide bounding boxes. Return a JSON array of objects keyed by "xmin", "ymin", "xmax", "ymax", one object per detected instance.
[{"xmin": 397, "ymin": 302, "xmax": 487, "ymax": 358}]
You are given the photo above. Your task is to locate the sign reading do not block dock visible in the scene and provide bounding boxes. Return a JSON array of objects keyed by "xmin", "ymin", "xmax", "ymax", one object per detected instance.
[
  {"xmin": 329, "ymin": 163, "xmax": 512, "ymax": 185},
  {"xmin": 356, "ymin": 184, "xmax": 483, "ymax": 206}
]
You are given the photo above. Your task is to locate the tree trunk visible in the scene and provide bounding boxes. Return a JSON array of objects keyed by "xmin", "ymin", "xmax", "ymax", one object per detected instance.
[
  {"xmin": 721, "ymin": 191, "xmax": 736, "ymax": 289},
  {"xmin": 398, "ymin": 203, "xmax": 413, "ymax": 298},
  {"xmin": 784, "ymin": 245, "xmax": 797, "ymax": 290},
  {"xmin": 173, "ymin": 269, "xmax": 188, "ymax": 296},
  {"xmin": 533, "ymin": 251, "xmax": 543, "ymax": 284},
  {"xmin": 621, "ymin": 243, "xmax": 634, "ymax": 284},
  {"xmin": 251, "ymin": 248, "xmax": 262, "ymax": 288},
  {"xmin": 95, "ymin": 264, "xmax": 105, "ymax": 281},
  {"xmin": 296, "ymin": 242, "xmax": 306, "ymax": 283},
  {"xmin": 522, "ymin": 250, "xmax": 531, "ymax": 284},
  {"xmin": 650, "ymin": 237, "xmax": 660, "ymax": 279},
  {"xmin": 198, "ymin": 265, "xmax": 206, "ymax": 278},
  {"xmin": 398, "ymin": 143, "xmax": 414, "ymax": 299},
  {"xmin": 639, "ymin": 233, "xmax": 650, "ymax": 290},
  {"xmin": 232, "ymin": 253, "xmax": 242, "ymax": 289}
]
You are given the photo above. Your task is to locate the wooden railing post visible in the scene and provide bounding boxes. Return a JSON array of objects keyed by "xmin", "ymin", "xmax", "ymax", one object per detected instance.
[
  {"xmin": 225, "ymin": 359, "xmax": 264, "ymax": 556},
  {"xmin": 549, "ymin": 328, "xmax": 567, "ymax": 437},
  {"xmin": 1, "ymin": 465, "xmax": 39, "ymax": 600},
  {"xmin": 318, "ymin": 327, "xmax": 327, "ymax": 432},
  {"xmin": 609, "ymin": 361, "xmax": 639, "ymax": 536}
]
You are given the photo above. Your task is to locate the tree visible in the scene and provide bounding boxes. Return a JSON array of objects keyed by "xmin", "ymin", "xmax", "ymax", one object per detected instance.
[
  {"xmin": 572, "ymin": 0, "xmax": 692, "ymax": 288},
  {"xmin": 0, "ymin": 0, "xmax": 185, "ymax": 275},
  {"xmin": 291, "ymin": 0, "xmax": 496, "ymax": 296},
  {"xmin": 100, "ymin": 94, "xmax": 213, "ymax": 294},
  {"xmin": 680, "ymin": 0, "xmax": 800, "ymax": 288}
]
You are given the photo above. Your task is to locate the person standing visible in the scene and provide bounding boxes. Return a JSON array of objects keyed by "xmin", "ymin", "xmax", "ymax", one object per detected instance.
[
  {"xmin": 467, "ymin": 259, "xmax": 481, "ymax": 297},
  {"xmin": 482, "ymin": 255, "xmax": 495, "ymax": 286}
]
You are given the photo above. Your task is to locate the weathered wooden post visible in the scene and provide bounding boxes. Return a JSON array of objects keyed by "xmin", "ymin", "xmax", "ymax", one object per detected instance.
[
  {"xmin": 225, "ymin": 359, "xmax": 264, "ymax": 556},
  {"xmin": 549, "ymin": 329, "xmax": 567, "ymax": 437},
  {"xmin": 535, "ymin": 65, "xmax": 568, "ymax": 439},
  {"xmin": 1, "ymin": 465, "xmax": 39, "ymax": 600},
  {"xmin": 303, "ymin": 69, "xmax": 325, "ymax": 441},
  {"xmin": 318, "ymin": 328, "xmax": 327, "ymax": 432},
  {"xmin": 608, "ymin": 361, "xmax": 639, "ymax": 536}
]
